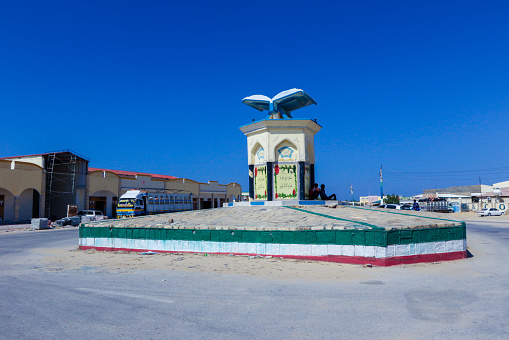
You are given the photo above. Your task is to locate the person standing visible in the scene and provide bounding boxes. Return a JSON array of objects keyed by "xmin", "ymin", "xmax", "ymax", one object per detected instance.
[{"xmin": 413, "ymin": 199, "xmax": 420, "ymax": 211}]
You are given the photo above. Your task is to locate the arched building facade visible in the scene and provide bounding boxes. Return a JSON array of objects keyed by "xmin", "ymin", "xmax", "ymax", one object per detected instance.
[{"xmin": 0, "ymin": 150, "xmax": 241, "ymax": 222}]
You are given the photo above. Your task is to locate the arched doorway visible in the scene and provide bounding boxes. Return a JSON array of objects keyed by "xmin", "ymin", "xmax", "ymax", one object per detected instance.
[
  {"xmin": 19, "ymin": 188, "xmax": 41, "ymax": 221},
  {"xmin": 89, "ymin": 190, "xmax": 117, "ymax": 218}
]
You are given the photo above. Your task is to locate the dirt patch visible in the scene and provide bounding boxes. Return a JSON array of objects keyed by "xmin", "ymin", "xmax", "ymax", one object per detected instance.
[
  {"xmin": 37, "ymin": 245, "xmax": 475, "ymax": 282},
  {"xmin": 40, "ymin": 247, "xmax": 377, "ymax": 282}
]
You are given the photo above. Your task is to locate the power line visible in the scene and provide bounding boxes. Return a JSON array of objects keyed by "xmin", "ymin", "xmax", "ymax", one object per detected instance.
[{"xmin": 385, "ymin": 166, "xmax": 509, "ymax": 176}]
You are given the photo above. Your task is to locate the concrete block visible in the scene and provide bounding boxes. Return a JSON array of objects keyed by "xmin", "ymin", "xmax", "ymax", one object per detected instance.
[
  {"xmin": 112, "ymin": 237, "xmax": 122, "ymax": 249},
  {"xmin": 375, "ymin": 246, "xmax": 387, "ymax": 258},
  {"xmin": 312, "ymin": 244, "xmax": 328, "ymax": 256},
  {"xmin": 172, "ymin": 240, "xmax": 182, "ymax": 252},
  {"xmin": 364, "ymin": 245, "xmax": 375, "ymax": 257},
  {"xmin": 230, "ymin": 242, "xmax": 239, "ymax": 254},
  {"xmin": 214, "ymin": 241, "xmax": 224, "ymax": 253},
  {"xmin": 300, "ymin": 244, "xmax": 312, "ymax": 256},
  {"xmin": 415, "ymin": 242, "xmax": 426, "ymax": 255},
  {"xmin": 445, "ymin": 240, "xmax": 454, "ymax": 253},
  {"xmin": 137, "ymin": 239, "xmax": 148, "ymax": 250},
  {"xmin": 246, "ymin": 243, "xmax": 257, "ymax": 255},
  {"xmin": 31, "ymin": 218, "xmax": 49, "ymax": 230},
  {"xmin": 237, "ymin": 242, "xmax": 248, "ymax": 254},
  {"xmin": 327, "ymin": 245, "xmax": 342, "ymax": 256},
  {"xmin": 343, "ymin": 245, "xmax": 355, "ymax": 256},
  {"xmin": 151, "ymin": 240, "xmax": 164, "ymax": 250},
  {"xmin": 450, "ymin": 239, "xmax": 462, "ymax": 252},
  {"xmin": 223, "ymin": 242, "xmax": 232, "ymax": 253},
  {"xmin": 435, "ymin": 241, "xmax": 445, "ymax": 254},
  {"xmin": 187, "ymin": 241, "xmax": 197, "ymax": 252},
  {"xmin": 423, "ymin": 242, "xmax": 433, "ymax": 254},
  {"xmin": 409, "ymin": 243, "xmax": 416, "ymax": 255},
  {"xmin": 386, "ymin": 245, "xmax": 395, "ymax": 257},
  {"xmin": 279, "ymin": 244, "xmax": 290, "ymax": 255},
  {"xmin": 256, "ymin": 243, "xmax": 266, "ymax": 255},
  {"xmin": 395, "ymin": 244, "xmax": 410, "ymax": 257},
  {"xmin": 354, "ymin": 245, "xmax": 366, "ymax": 257},
  {"xmin": 180, "ymin": 241, "xmax": 189, "ymax": 252},
  {"xmin": 288, "ymin": 244, "xmax": 301, "ymax": 256},
  {"xmin": 265, "ymin": 243, "xmax": 280, "ymax": 256},
  {"xmin": 163, "ymin": 239, "xmax": 175, "ymax": 252}
]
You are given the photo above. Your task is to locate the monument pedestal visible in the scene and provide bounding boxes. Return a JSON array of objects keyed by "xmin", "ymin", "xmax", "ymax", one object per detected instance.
[{"xmin": 240, "ymin": 119, "xmax": 321, "ymax": 202}]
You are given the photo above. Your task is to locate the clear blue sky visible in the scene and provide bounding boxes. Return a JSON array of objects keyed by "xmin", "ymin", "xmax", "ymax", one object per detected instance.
[{"xmin": 2, "ymin": 1, "xmax": 509, "ymax": 200}]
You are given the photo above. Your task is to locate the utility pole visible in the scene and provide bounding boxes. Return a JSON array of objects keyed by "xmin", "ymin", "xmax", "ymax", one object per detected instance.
[
  {"xmin": 479, "ymin": 176, "xmax": 483, "ymax": 210},
  {"xmin": 380, "ymin": 164, "xmax": 384, "ymax": 204}
]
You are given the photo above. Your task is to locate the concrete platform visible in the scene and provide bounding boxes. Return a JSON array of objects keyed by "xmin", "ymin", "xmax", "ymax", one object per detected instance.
[
  {"xmin": 223, "ymin": 200, "xmax": 339, "ymax": 207},
  {"xmin": 79, "ymin": 205, "xmax": 467, "ymax": 266}
]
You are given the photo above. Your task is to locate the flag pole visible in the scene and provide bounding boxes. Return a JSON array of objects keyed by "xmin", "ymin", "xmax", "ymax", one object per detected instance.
[{"xmin": 350, "ymin": 182, "xmax": 354, "ymax": 204}]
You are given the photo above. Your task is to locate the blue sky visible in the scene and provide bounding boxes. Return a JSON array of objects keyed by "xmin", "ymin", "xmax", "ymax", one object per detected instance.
[{"xmin": 1, "ymin": 1, "xmax": 509, "ymax": 200}]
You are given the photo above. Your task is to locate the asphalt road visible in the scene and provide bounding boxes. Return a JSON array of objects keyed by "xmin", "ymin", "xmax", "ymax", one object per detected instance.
[{"xmin": 1, "ymin": 219, "xmax": 509, "ymax": 339}]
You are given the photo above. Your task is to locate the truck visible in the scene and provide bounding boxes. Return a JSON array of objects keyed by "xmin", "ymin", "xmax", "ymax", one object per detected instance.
[
  {"xmin": 418, "ymin": 197, "xmax": 454, "ymax": 213},
  {"xmin": 116, "ymin": 190, "xmax": 193, "ymax": 218}
]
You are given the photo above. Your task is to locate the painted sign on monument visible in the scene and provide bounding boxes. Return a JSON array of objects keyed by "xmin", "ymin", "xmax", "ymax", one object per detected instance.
[
  {"xmin": 274, "ymin": 164, "xmax": 297, "ymax": 199},
  {"xmin": 254, "ymin": 165, "xmax": 267, "ymax": 199}
]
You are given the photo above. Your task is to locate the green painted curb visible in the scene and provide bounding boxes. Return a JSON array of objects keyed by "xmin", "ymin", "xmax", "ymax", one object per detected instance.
[{"xmin": 80, "ymin": 224, "xmax": 465, "ymax": 247}]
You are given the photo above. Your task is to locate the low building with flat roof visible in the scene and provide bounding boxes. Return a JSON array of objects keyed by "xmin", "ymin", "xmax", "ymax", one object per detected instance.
[{"xmin": 0, "ymin": 150, "xmax": 241, "ymax": 222}]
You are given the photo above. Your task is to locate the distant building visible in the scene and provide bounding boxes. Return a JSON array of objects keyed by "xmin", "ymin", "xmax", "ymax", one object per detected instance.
[
  {"xmin": 422, "ymin": 183, "xmax": 509, "ymax": 212},
  {"xmin": 359, "ymin": 195, "xmax": 382, "ymax": 206},
  {"xmin": 0, "ymin": 150, "xmax": 241, "ymax": 222}
]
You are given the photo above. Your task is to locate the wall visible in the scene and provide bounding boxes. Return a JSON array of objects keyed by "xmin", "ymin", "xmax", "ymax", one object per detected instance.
[
  {"xmin": 0, "ymin": 160, "xmax": 43, "ymax": 196},
  {"xmin": 165, "ymin": 178, "xmax": 200, "ymax": 196},
  {"xmin": 89, "ymin": 171, "xmax": 120, "ymax": 197},
  {"xmin": 119, "ymin": 175, "xmax": 165, "ymax": 193}
]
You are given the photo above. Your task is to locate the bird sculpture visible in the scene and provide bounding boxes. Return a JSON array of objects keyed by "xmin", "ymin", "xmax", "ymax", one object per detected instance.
[{"xmin": 242, "ymin": 88, "xmax": 317, "ymax": 119}]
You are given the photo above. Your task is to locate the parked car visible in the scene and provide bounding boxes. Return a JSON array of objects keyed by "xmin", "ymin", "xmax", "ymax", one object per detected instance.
[
  {"xmin": 400, "ymin": 205, "xmax": 413, "ymax": 210},
  {"xmin": 378, "ymin": 204, "xmax": 401, "ymax": 210},
  {"xmin": 77, "ymin": 210, "xmax": 107, "ymax": 219},
  {"xmin": 477, "ymin": 208, "xmax": 505, "ymax": 217}
]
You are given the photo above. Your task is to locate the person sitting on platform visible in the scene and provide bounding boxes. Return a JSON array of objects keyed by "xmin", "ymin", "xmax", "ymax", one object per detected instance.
[
  {"xmin": 319, "ymin": 184, "xmax": 336, "ymax": 200},
  {"xmin": 309, "ymin": 183, "xmax": 320, "ymax": 200}
]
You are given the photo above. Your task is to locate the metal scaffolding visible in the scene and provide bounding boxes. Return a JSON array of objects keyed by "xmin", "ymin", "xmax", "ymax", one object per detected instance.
[{"xmin": 44, "ymin": 150, "xmax": 89, "ymax": 219}]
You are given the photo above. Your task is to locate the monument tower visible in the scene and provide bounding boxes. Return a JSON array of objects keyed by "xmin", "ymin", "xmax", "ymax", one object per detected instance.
[{"xmin": 240, "ymin": 88, "xmax": 321, "ymax": 201}]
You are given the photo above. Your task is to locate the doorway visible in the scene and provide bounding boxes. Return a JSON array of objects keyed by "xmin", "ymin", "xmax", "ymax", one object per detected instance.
[
  {"xmin": 89, "ymin": 196, "xmax": 107, "ymax": 215},
  {"xmin": 0, "ymin": 195, "xmax": 4, "ymax": 222}
]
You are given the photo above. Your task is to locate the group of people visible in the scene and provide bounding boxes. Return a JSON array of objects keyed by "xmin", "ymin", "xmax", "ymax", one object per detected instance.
[{"xmin": 309, "ymin": 183, "xmax": 336, "ymax": 200}]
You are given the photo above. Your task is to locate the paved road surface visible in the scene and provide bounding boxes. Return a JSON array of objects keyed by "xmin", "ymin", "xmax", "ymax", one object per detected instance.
[{"xmin": 1, "ymin": 218, "xmax": 508, "ymax": 339}]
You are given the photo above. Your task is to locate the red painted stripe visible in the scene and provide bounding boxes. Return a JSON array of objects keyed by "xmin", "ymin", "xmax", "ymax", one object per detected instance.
[{"xmin": 78, "ymin": 246, "xmax": 467, "ymax": 266}]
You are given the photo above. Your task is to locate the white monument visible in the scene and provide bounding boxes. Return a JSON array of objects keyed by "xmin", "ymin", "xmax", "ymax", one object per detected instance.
[{"xmin": 240, "ymin": 89, "xmax": 321, "ymax": 201}]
